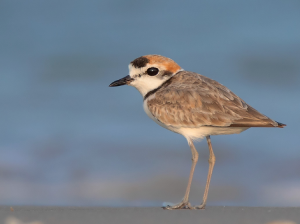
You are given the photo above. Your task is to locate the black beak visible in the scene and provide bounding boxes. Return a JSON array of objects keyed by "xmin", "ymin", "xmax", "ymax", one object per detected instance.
[{"xmin": 109, "ymin": 75, "xmax": 134, "ymax": 87}]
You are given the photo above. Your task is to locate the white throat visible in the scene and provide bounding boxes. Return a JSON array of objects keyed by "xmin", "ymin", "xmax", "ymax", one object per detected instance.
[
  {"xmin": 129, "ymin": 76, "xmax": 169, "ymax": 97},
  {"xmin": 128, "ymin": 64, "xmax": 183, "ymax": 97}
]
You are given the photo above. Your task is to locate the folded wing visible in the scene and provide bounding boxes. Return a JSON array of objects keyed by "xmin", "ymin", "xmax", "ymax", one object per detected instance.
[{"xmin": 147, "ymin": 71, "xmax": 285, "ymax": 128}]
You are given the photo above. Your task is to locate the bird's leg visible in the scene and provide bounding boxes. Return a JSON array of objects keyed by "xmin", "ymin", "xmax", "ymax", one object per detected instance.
[
  {"xmin": 163, "ymin": 138, "xmax": 198, "ymax": 210},
  {"xmin": 194, "ymin": 135, "xmax": 215, "ymax": 209}
]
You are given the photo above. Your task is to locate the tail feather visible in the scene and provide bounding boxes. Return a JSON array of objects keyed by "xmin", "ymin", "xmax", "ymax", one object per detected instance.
[
  {"xmin": 229, "ymin": 120, "xmax": 286, "ymax": 128},
  {"xmin": 276, "ymin": 121, "xmax": 286, "ymax": 128}
]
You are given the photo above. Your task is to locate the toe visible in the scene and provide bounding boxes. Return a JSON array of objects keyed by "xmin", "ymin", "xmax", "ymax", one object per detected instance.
[
  {"xmin": 194, "ymin": 204, "xmax": 206, "ymax": 209},
  {"xmin": 162, "ymin": 201, "xmax": 195, "ymax": 210}
]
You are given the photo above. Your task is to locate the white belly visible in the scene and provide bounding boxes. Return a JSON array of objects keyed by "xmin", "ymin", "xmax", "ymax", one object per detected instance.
[{"xmin": 143, "ymin": 99, "xmax": 249, "ymax": 140}]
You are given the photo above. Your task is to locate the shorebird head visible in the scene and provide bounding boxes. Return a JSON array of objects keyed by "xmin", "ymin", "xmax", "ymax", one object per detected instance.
[{"xmin": 109, "ymin": 55, "xmax": 182, "ymax": 96}]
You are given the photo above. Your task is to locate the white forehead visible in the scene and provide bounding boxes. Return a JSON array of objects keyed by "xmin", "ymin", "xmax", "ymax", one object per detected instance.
[{"xmin": 128, "ymin": 64, "xmax": 143, "ymax": 77}]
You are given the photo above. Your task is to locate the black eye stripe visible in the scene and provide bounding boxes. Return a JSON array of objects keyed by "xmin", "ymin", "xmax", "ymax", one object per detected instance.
[{"xmin": 147, "ymin": 67, "xmax": 159, "ymax": 76}]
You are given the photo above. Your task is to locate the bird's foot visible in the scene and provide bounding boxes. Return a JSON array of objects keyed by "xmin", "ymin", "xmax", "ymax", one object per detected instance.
[
  {"xmin": 193, "ymin": 203, "xmax": 206, "ymax": 209},
  {"xmin": 162, "ymin": 201, "xmax": 194, "ymax": 210}
]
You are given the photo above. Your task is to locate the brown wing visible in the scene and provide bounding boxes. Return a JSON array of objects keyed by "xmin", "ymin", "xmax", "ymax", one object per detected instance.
[{"xmin": 147, "ymin": 71, "xmax": 284, "ymax": 128}]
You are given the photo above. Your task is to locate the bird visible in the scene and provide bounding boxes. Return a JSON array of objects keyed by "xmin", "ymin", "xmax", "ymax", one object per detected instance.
[{"xmin": 109, "ymin": 55, "xmax": 286, "ymax": 210}]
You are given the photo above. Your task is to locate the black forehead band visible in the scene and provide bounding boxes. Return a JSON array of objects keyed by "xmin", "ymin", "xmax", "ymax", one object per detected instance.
[{"xmin": 131, "ymin": 56, "xmax": 150, "ymax": 68}]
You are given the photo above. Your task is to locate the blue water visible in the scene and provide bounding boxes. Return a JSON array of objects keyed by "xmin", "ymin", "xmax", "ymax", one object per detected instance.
[{"xmin": 0, "ymin": 0, "xmax": 299, "ymax": 206}]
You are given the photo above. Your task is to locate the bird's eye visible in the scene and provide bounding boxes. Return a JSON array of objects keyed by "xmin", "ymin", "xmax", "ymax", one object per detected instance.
[{"xmin": 147, "ymin": 67, "xmax": 159, "ymax": 76}]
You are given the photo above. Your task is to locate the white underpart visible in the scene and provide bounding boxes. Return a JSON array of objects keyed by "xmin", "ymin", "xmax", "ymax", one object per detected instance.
[{"xmin": 143, "ymin": 98, "xmax": 249, "ymax": 140}]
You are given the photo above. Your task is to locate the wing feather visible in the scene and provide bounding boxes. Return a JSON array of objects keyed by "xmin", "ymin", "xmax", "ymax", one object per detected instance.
[{"xmin": 147, "ymin": 71, "xmax": 280, "ymax": 128}]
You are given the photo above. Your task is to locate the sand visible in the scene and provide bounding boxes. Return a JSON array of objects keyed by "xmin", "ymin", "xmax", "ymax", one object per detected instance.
[{"xmin": 1, "ymin": 206, "xmax": 299, "ymax": 224}]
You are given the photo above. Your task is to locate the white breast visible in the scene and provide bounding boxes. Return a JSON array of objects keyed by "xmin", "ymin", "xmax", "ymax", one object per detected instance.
[{"xmin": 143, "ymin": 97, "xmax": 249, "ymax": 140}]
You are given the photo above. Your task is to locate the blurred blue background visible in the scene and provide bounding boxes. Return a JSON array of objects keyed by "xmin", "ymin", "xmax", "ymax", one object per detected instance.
[{"xmin": 0, "ymin": 0, "xmax": 299, "ymax": 207}]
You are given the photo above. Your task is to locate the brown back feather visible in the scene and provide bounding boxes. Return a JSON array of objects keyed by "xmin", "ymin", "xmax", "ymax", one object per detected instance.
[{"xmin": 147, "ymin": 71, "xmax": 284, "ymax": 128}]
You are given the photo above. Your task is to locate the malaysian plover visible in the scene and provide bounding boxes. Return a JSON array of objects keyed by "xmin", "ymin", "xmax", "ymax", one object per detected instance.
[{"xmin": 109, "ymin": 55, "xmax": 285, "ymax": 210}]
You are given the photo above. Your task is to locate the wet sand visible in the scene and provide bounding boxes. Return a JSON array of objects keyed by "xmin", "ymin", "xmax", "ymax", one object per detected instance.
[{"xmin": 1, "ymin": 206, "xmax": 299, "ymax": 224}]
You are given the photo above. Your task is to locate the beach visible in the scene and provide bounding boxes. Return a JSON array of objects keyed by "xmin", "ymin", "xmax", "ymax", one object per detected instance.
[{"xmin": 1, "ymin": 206, "xmax": 299, "ymax": 224}]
